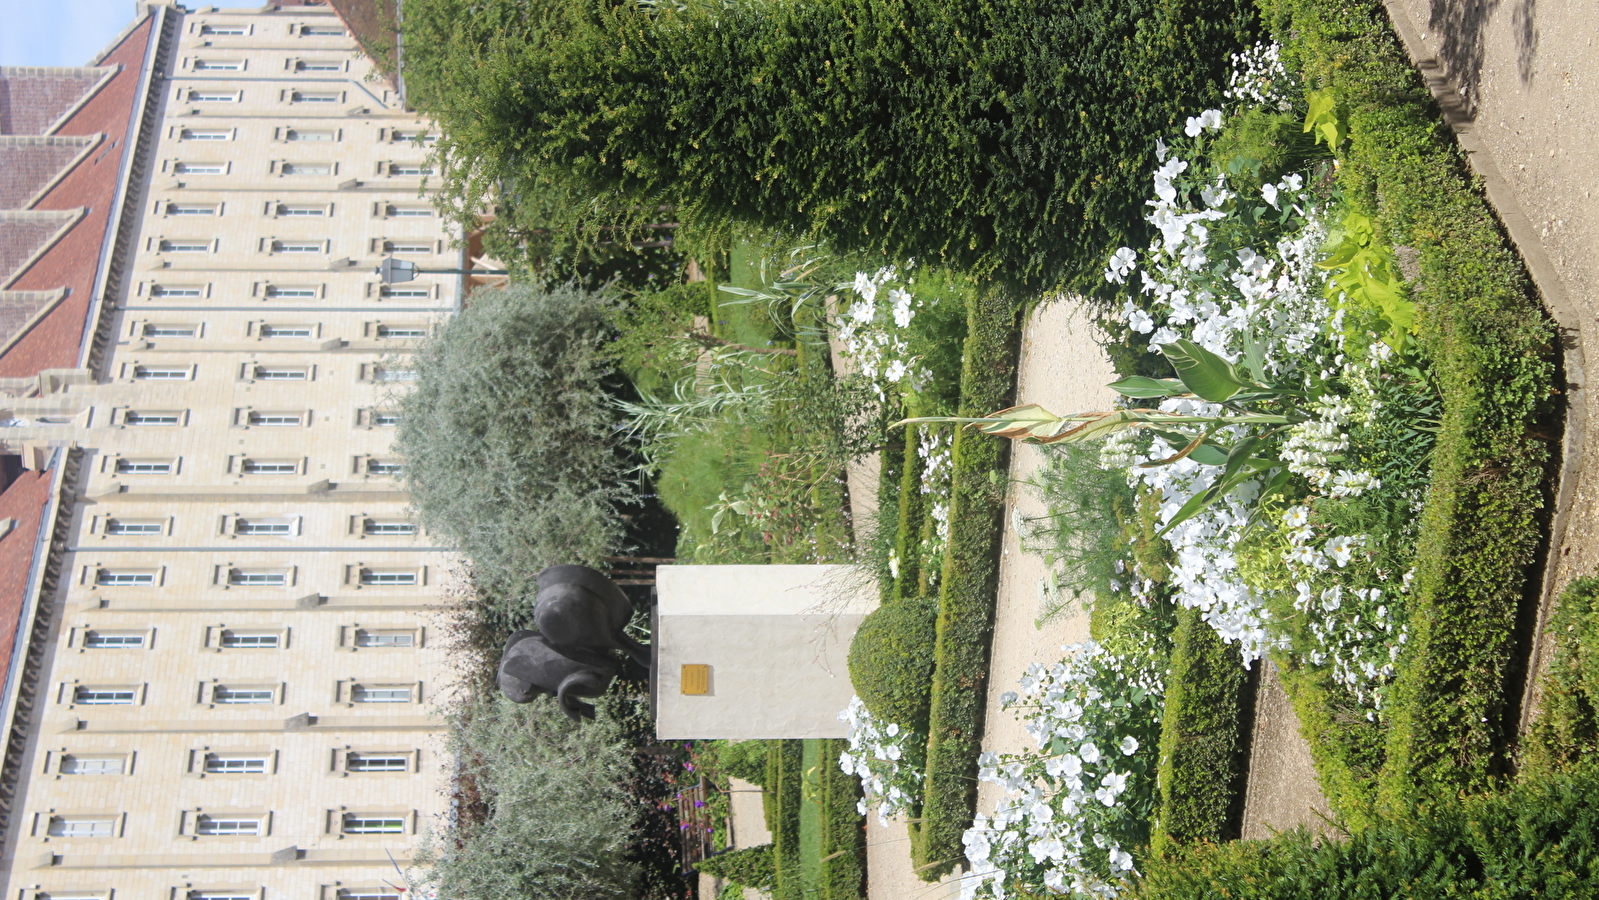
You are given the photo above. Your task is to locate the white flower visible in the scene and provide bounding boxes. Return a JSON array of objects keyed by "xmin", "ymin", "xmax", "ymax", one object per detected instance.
[
  {"xmin": 1262, "ymin": 183, "xmax": 1280, "ymax": 208},
  {"xmin": 889, "ymin": 288, "xmax": 915, "ymax": 328},
  {"xmin": 851, "ymin": 272, "xmax": 876, "ymax": 303},
  {"xmin": 1198, "ymin": 108, "xmax": 1224, "ymax": 131},
  {"xmin": 1185, "ymin": 115, "xmax": 1205, "ymax": 137},
  {"xmin": 1284, "ymin": 505, "xmax": 1311, "ymax": 527},
  {"xmin": 1326, "ymin": 534, "xmax": 1363, "ymax": 566},
  {"xmin": 1119, "ymin": 735, "xmax": 1139, "ymax": 756},
  {"xmin": 1078, "ymin": 742, "xmax": 1101, "ymax": 765},
  {"xmin": 848, "ymin": 299, "xmax": 875, "ymax": 324}
]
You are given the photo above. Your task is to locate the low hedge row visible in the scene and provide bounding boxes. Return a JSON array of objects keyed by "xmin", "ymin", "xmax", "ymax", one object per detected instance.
[
  {"xmin": 909, "ymin": 284, "xmax": 1025, "ymax": 878},
  {"xmin": 1264, "ymin": 0, "xmax": 1556, "ymax": 814},
  {"xmin": 1523, "ymin": 573, "xmax": 1599, "ymax": 772},
  {"xmin": 766, "ymin": 740, "xmax": 806, "ymax": 900},
  {"xmin": 1132, "ymin": 764, "xmax": 1599, "ymax": 898},
  {"xmin": 819, "ymin": 737, "xmax": 869, "ymax": 900},
  {"xmin": 1151, "ymin": 606, "xmax": 1252, "ymax": 854},
  {"xmin": 695, "ymin": 844, "xmax": 778, "ymax": 893}
]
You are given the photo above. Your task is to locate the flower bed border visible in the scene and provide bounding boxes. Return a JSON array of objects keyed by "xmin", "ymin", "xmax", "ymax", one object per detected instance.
[
  {"xmin": 1264, "ymin": 0, "xmax": 1558, "ymax": 816},
  {"xmin": 909, "ymin": 285, "xmax": 1025, "ymax": 877}
]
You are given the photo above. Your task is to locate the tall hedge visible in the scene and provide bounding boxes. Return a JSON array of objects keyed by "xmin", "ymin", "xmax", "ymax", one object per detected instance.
[{"xmin": 410, "ymin": 0, "xmax": 1257, "ymax": 295}]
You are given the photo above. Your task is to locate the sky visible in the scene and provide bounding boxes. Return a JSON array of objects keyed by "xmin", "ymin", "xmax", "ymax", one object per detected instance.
[{"xmin": 0, "ymin": 0, "xmax": 141, "ymax": 68}]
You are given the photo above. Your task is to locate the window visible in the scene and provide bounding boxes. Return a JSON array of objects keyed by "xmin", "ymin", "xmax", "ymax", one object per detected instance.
[
  {"xmin": 115, "ymin": 459, "xmax": 172, "ymax": 475},
  {"xmin": 219, "ymin": 630, "xmax": 281, "ymax": 648},
  {"xmin": 150, "ymin": 284, "xmax": 205, "ymax": 298},
  {"xmin": 382, "ymin": 240, "xmax": 433, "ymax": 255},
  {"xmin": 204, "ymin": 753, "xmax": 270, "ymax": 774},
  {"xmin": 245, "ymin": 412, "xmax": 303, "ymax": 427},
  {"xmin": 199, "ymin": 23, "xmax": 247, "ymax": 35},
  {"xmin": 167, "ymin": 203, "xmax": 218, "ymax": 216},
  {"xmin": 188, "ymin": 91, "xmax": 240, "ymax": 102},
  {"xmin": 258, "ymin": 324, "xmax": 314, "ymax": 338},
  {"xmin": 296, "ymin": 59, "xmax": 343, "ymax": 72},
  {"xmin": 193, "ymin": 59, "xmax": 243, "ymax": 71},
  {"xmin": 212, "ymin": 685, "xmax": 275, "ymax": 704},
  {"xmin": 47, "ymin": 816, "xmax": 115, "ymax": 837},
  {"xmin": 337, "ymin": 891, "xmax": 402, "ymax": 900},
  {"xmin": 362, "ymin": 520, "xmax": 416, "ymax": 536},
  {"xmin": 300, "ymin": 24, "xmax": 347, "ymax": 36},
  {"xmin": 290, "ymin": 91, "xmax": 340, "ymax": 104},
  {"xmin": 173, "ymin": 162, "xmax": 226, "ymax": 175},
  {"xmin": 375, "ymin": 325, "xmax": 426, "ymax": 339},
  {"xmin": 276, "ymin": 204, "xmax": 326, "ymax": 217},
  {"xmin": 227, "ymin": 569, "xmax": 288, "ymax": 586},
  {"xmin": 341, "ymin": 814, "xmax": 404, "ymax": 834},
  {"xmin": 95, "ymin": 570, "xmax": 155, "ymax": 586},
  {"xmin": 378, "ymin": 285, "xmax": 429, "ymax": 299},
  {"xmin": 280, "ymin": 163, "xmax": 331, "ymax": 176},
  {"xmin": 103, "ymin": 520, "xmax": 163, "ymax": 536},
  {"xmin": 271, "ymin": 240, "xmax": 324, "ymax": 253},
  {"xmin": 189, "ymin": 892, "xmax": 256, "ymax": 900},
  {"xmin": 369, "ymin": 367, "xmax": 416, "ymax": 382},
  {"xmin": 370, "ymin": 412, "xmax": 402, "ymax": 427},
  {"xmin": 264, "ymin": 285, "xmax": 319, "ymax": 299},
  {"xmin": 133, "ymin": 366, "xmax": 190, "ymax": 380},
  {"xmin": 195, "ymin": 815, "xmax": 261, "ymax": 836},
  {"xmin": 60, "ymin": 754, "xmax": 127, "ymax": 775},
  {"xmin": 181, "ymin": 128, "xmax": 232, "ymax": 141},
  {"xmin": 385, "ymin": 205, "xmax": 433, "ymax": 218},
  {"xmin": 346, "ymin": 753, "xmax": 409, "ymax": 773},
  {"xmin": 285, "ymin": 129, "xmax": 336, "ymax": 142},
  {"xmin": 365, "ymin": 460, "xmax": 403, "ymax": 476},
  {"xmin": 144, "ymin": 323, "xmax": 198, "ymax": 337},
  {"xmin": 124, "ymin": 411, "xmax": 182, "ymax": 425},
  {"xmin": 390, "ymin": 131, "xmax": 437, "ymax": 145},
  {"xmin": 240, "ymin": 459, "xmax": 297, "ymax": 475},
  {"xmin": 234, "ymin": 518, "xmax": 295, "ymax": 536},
  {"xmin": 83, "ymin": 630, "xmax": 145, "ymax": 649},
  {"xmin": 350, "ymin": 684, "xmax": 413, "ymax": 703},
  {"xmin": 72, "ymin": 687, "xmax": 137, "ymax": 705},
  {"xmin": 354, "ymin": 629, "xmax": 414, "ymax": 647},
  {"xmin": 252, "ymin": 366, "xmax": 309, "ymax": 382},
  {"xmin": 159, "ymin": 239, "xmax": 211, "ymax": 253},
  {"xmin": 387, "ymin": 164, "xmax": 434, "ymax": 177}
]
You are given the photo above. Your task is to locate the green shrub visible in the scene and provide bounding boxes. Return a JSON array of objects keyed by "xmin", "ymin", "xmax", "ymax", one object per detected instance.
[
  {"xmin": 848, "ymin": 596, "xmax": 940, "ymax": 735},
  {"xmin": 1152, "ymin": 606, "xmax": 1251, "ymax": 854},
  {"xmin": 393, "ymin": 281, "xmax": 635, "ymax": 621},
  {"xmin": 1206, "ymin": 106, "xmax": 1329, "ymax": 198},
  {"xmin": 819, "ymin": 738, "xmax": 868, "ymax": 900},
  {"xmin": 1024, "ymin": 442, "xmax": 1141, "ymax": 621},
  {"xmin": 912, "ymin": 285, "xmax": 1024, "ymax": 877},
  {"xmin": 406, "ymin": 0, "xmax": 1257, "ymax": 297},
  {"xmin": 714, "ymin": 740, "xmax": 771, "ymax": 786},
  {"xmin": 766, "ymin": 740, "xmax": 805, "ymax": 900},
  {"xmin": 695, "ymin": 844, "xmax": 777, "ymax": 892},
  {"xmin": 1133, "ymin": 765, "xmax": 1599, "ymax": 898},
  {"xmin": 1524, "ymin": 575, "xmax": 1599, "ymax": 772}
]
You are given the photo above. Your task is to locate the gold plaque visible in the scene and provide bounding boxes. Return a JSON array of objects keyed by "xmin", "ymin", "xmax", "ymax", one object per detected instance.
[{"xmin": 680, "ymin": 664, "xmax": 711, "ymax": 695}]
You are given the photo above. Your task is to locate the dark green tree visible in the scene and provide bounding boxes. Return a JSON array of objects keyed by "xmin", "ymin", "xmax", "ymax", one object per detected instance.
[{"xmin": 402, "ymin": 0, "xmax": 1256, "ymax": 296}]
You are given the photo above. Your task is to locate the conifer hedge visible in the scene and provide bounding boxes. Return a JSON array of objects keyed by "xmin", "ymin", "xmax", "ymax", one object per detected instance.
[{"xmin": 412, "ymin": 0, "xmax": 1257, "ymax": 295}]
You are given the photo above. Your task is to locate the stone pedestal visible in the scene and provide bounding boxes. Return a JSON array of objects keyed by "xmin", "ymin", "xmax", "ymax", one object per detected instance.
[{"xmin": 653, "ymin": 564, "xmax": 877, "ymax": 740}]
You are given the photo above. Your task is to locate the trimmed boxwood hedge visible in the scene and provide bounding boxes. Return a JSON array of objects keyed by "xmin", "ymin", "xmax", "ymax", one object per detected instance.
[
  {"xmin": 1151, "ymin": 605, "xmax": 1252, "ymax": 854},
  {"xmin": 695, "ymin": 844, "xmax": 777, "ymax": 893},
  {"xmin": 849, "ymin": 596, "xmax": 940, "ymax": 735},
  {"xmin": 1133, "ymin": 764, "xmax": 1599, "ymax": 898},
  {"xmin": 909, "ymin": 284, "xmax": 1025, "ymax": 878},
  {"xmin": 765, "ymin": 740, "xmax": 805, "ymax": 900},
  {"xmin": 1524, "ymin": 574, "xmax": 1599, "ymax": 772}
]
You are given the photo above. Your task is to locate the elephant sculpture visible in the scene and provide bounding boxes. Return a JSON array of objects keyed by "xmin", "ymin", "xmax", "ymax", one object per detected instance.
[
  {"xmin": 497, "ymin": 629, "xmax": 619, "ymax": 721},
  {"xmin": 534, "ymin": 564, "xmax": 652, "ymax": 672}
]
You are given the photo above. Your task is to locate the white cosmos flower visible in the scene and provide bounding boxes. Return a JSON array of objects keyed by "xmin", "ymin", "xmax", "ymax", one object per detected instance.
[
  {"xmin": 889, "ymin": 288, "xmax": 914, "ymax": 327},
  {"xmin": 851, "ymin": 272, "xmax": 876, "ymax": 302},
  {"xmin": 1283, "ymin": 505, "xmax": 1311, "ymax": 527}
]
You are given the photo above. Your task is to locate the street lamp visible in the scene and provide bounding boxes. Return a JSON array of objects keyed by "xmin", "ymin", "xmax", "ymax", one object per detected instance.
[{"xmin": 375, "ymin": 255, "xmax": 508, "ymax": 284}]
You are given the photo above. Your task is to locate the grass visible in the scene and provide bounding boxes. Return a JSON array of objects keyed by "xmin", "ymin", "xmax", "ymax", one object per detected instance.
[
  {"xmin": 819, "ymin": 738, "xmax": 869, "ymax": 900},
  {"xmin": 1152, "ymin": 606, "xmax": 1253, "ymax": 854},
  {"xmin": 1263, "ymin": 0, "xmax": 1558, "ymax": 818},
  {"xmin": 909, "ymin": 283, "xmax": 1026, "ymax": 878}
]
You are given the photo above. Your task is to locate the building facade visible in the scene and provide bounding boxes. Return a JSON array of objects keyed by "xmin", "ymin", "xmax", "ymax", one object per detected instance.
[{"xmin": 0, "ymin": 3, "xmax": 465, "ymax": 898}]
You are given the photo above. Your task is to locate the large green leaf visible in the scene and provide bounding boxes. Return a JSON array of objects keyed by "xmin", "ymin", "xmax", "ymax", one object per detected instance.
[
  {"xmin": 1109, "ymin": 376, "xmax": 1187, "ymax": 399},
  {"xmin": 1158, "ymin": 340, "xmax": 1256, "ymax": 402}
]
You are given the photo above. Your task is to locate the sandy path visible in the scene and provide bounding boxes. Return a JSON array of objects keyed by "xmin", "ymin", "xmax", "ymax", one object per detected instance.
[{"xmin": 1379, "ymin": 0, "xmax": 1599, "ymax": 726}]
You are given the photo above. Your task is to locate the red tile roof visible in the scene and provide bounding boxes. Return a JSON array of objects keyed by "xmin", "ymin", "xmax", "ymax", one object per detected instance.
[
  {"xmin": 0, "ymin": 469, "xmax": 53, "ymax": 686},
  {"xmin": 0, "ymin": 14, "xmax": 155, "ymax": 378}
]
